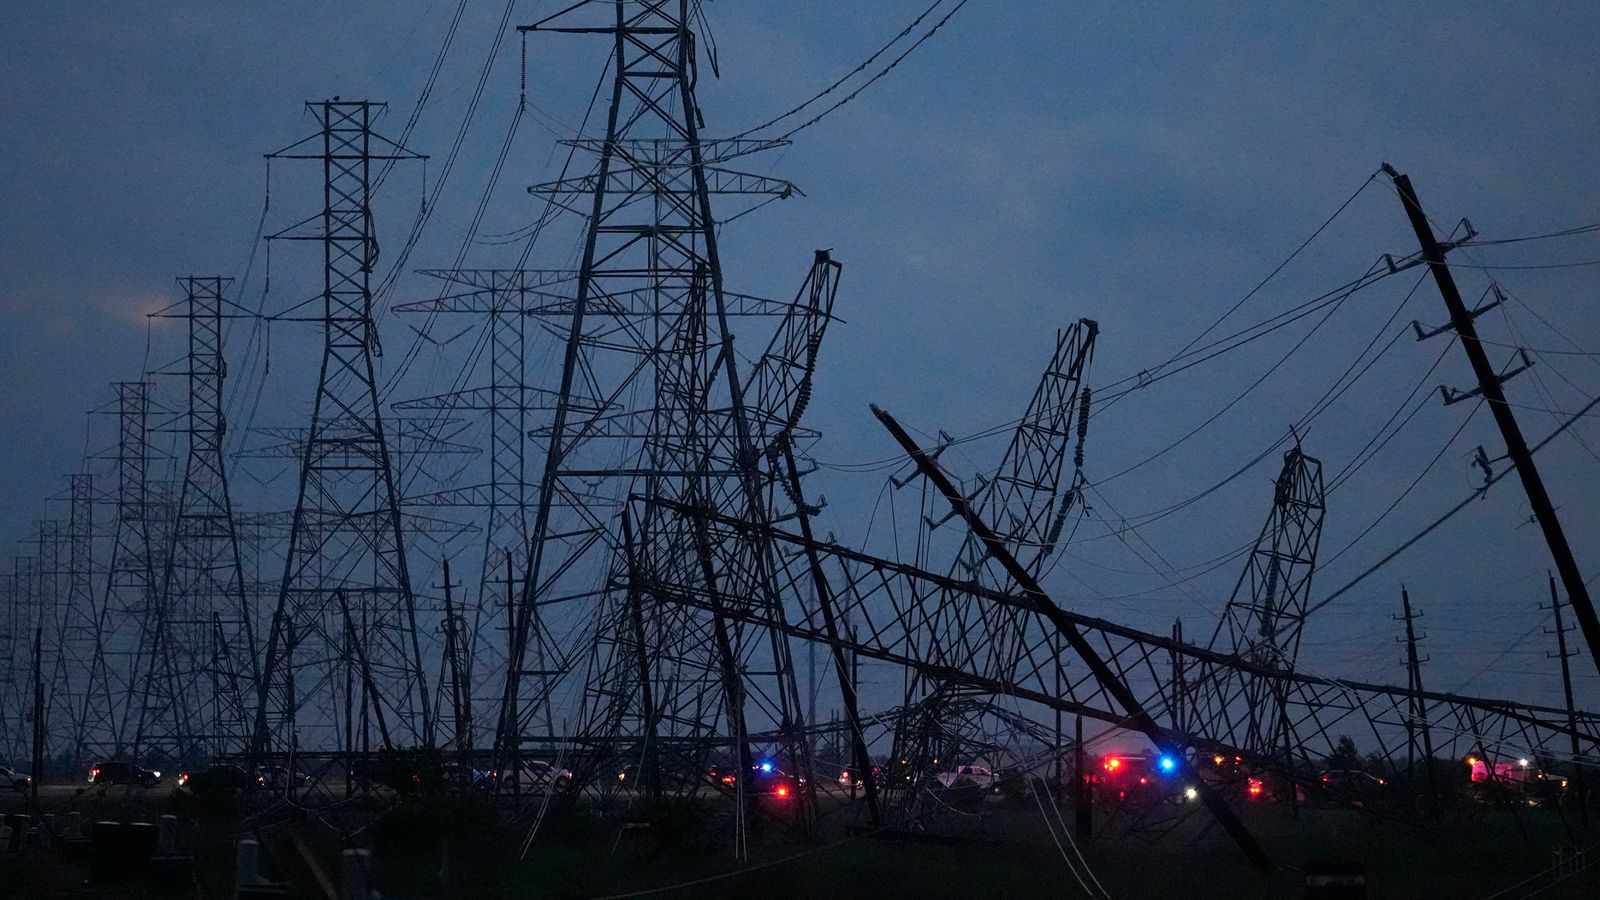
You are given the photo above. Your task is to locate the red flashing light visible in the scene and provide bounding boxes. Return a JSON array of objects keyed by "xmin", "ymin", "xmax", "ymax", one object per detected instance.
[
  {"xmin": 1104, "ymin": 758, "xmax": 1122, "ymax": 771},
  {"xmin": 776, "ymin": 786, "xmax": 790, "ymax": 798},
  {"xmin": 1248, "ymin": 779, "xmax": 1264, "ymax": 798}
]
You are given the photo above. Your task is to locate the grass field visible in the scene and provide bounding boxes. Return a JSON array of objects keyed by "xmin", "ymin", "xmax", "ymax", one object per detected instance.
[{"xmin": 5, "ymin": 784, "xmax": 1598, "ymax": 898}]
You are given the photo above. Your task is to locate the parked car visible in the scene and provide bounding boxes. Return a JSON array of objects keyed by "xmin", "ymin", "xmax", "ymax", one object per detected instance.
[
  {"xmin": 935, "ymin": 764, "xmax": 998, "ymax": 790},
  {"xmin": 255, "ymin": 765, "xmax": 314, "ymax": 791},
  {"xmin": 747, "ymin": 762, "xmax": 802, "ymax": 800},
  {"xmin": 837, "ymin": 764, "xmax": 884, "ymax": 789},
  {"xmin": 1, "ymin": 765, "xmax": 31, "ymax": 791},
  {"xmin": 177, "ymin": 764, "xmax": 257, "ymax": 795},
  {"xmin": 1315, "ymin": 769, "xmax": 1387, "ymax": 807},
  {"xmin": 88, "ymin": 760, "xmax": 162, "ymax": 787},
  {"xmin": 500, "ymin": 760, "xmax": 572, "ymax": 792}
]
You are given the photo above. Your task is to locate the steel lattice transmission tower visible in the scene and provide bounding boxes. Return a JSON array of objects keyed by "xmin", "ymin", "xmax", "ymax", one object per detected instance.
[
  {"xmin": 1187, "ymin": 443, "xmax": 1325, "ymax": 759},
  {"xmin": 496, "ymin": 0, "xmax": 814, "ymax": 822},
  {"xmin": 393, "ymin": 269, "xmax": 568, "ymax": 751},
  {"xmin": 42, "ymin": 473, "xmax": 104, "ymax": 764},
  {"xmin": 252, "ymin": 100, "xmax": 433, "ymax": 759},
  {"xmin": 887, "ymin": 321, "xmax": 1096, "ymax": 819},
  {"xmin": 93, "ymin": 382, "xmax": 159, "ymax": 760},
  {"xmin": 1, "ymin": 556, "xmax": 38, "ymax": 763},
  {"xmin": 130, "ymin": 276, "xmax": 258, "ymax": 763},
  {"xmin": 1210, "ymin": 444, "xmax": 1325, "ymax": 669}
]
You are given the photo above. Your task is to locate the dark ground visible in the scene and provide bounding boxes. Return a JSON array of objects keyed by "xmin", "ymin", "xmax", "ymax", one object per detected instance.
[{"xmin": 4, "ymin": 782, "xmax": 1598, "ymax": 898}]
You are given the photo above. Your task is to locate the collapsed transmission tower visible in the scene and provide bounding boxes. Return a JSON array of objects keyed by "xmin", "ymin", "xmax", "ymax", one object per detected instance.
[
  {"xmin": 252, "ymin": 100, "xmax": 433, "ymax": 760},
  {"xmin": 1186, "ymin": 444, "xmax": 1325, "ymax": 759},
  {"xmin": 888, "ymin": 320, "xmax": 1097, "ymax": 819}
]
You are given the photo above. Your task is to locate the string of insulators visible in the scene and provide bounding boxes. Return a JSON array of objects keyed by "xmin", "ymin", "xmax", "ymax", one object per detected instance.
[
  {"xmin": 786, "ymin": 331, "xmax": 824, "ymax": 434},
  {"xmin": 1073, "ymin": 387, "xmax": 1091, "ymax": 469},
  {"xmin": 1044, "ymin": 487, "xmax": 1076, "ymax": 550}
]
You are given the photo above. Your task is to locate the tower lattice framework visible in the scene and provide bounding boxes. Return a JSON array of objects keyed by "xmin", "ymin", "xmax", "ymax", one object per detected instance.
[
  {"xmin": 497, "ymin": 2, "xmax": 818, "ymax": 832},
  {"xmin": 131, "ymin": 276, "xmax": 257, "ymax": 763},
  {"xmin": 252, "ymin": 100, "xmax": 433, "ymax": 760}
]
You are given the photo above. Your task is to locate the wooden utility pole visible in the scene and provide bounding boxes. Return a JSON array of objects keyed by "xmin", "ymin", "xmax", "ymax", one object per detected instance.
[
  {"xmin": 1398, "ymin": 587, "xmax": 1437, "ymax": 816},
  {"xmin": 1385, "ymin": 165, "xmax": 1600, "ymax": 681},
  {"xmin": 1546, "ymin": 573, "xmax": 1586, "ymax": 826},
  {"xmin": 783, "ymin": 447, "xmax": 880, "ymax": 826},
  {"xmin": 31, "ymin": 624, "xmax": 43, "ymax": 797},
  {"xmin": 439, "ymin": 559, "xmax": 471, "ymax": 773},
  {"xmin": 1074, "ymin": 714, "xmax": 1091, "ymax": 842}
]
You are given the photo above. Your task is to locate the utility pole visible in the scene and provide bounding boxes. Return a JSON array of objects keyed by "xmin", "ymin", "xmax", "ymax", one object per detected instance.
[
  {"xmin": 1385, "ymin": 164, "xmax": 1600, "ymax": 680},
  {"xmin": 782, "ymin": 447, "xmax": 880, "ymax": 826},
  {"xmin": 1397, "ymin": 587, "xmax": 1437, "ymax": 816},
  {"xmin": 1170, "ymin": 619, "xmax": 1185, "ymax": 733},
  {"xmin": 1074, "ymin": 714, "xmax": 1090, "ymax": 842},
  {"xmin": 439, "ymin": 560, "xmax": 471, "ymax": 774},
  {"xmin": 31, "ymin": 624, "xmax": 43, "ymax": 805},
  {"xmin": 1546, "ymin": 573, "xmax": 1586, "ymax": 826}
]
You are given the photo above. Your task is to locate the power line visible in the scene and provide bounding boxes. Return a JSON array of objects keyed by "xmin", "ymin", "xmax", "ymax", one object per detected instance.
[
  {"xmin": 1307, "ymin": 387, "xmax": 1600, "ymax": 619},
  {"xmin": 737, "ymin": 0, "xmax": 974, "ymax": 144}
]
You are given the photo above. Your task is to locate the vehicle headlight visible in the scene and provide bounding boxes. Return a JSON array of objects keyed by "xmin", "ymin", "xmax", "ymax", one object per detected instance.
[
  {"xmin": 153, "ymin": 771, "xmax": 162, "ymax": 778},
  {"xmin": 1183, "ymin": 786, "xmax": 1199, "ymax": 801}
]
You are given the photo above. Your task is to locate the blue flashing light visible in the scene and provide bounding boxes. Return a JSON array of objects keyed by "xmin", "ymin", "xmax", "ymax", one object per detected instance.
[
  {"xmin": 1158, "ymin": 755, "xmax": 1177, "ymax": 774},
  {"xmin": 759, "ymin": 761, "xmax": 774, "ymax": 773}
]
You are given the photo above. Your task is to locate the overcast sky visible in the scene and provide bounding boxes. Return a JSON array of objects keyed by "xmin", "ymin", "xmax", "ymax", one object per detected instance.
[{"xmin": 4, "ymin": 1, "xmax": 1600, "ymax": 720}]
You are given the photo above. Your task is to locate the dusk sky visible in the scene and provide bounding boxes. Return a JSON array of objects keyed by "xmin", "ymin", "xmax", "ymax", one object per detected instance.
[{"xmin": 4, "ymin": 1, "xmax": 1600, "ymax": 721}]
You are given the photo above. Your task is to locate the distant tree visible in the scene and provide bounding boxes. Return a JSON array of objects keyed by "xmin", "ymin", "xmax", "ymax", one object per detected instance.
[
  {"xmin": 1364, "ymin": 752, "xmax": 1389, "ymax": 775},
  {"xmin": 1325, "ymin": 735, "xmax": 1361, "ymax": 771}
]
